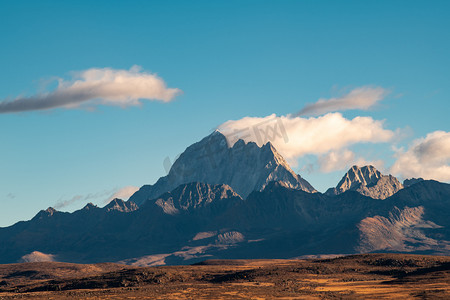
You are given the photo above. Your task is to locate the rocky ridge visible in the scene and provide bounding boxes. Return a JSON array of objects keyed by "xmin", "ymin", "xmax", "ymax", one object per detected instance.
[{"xmin": 326, "ymin": 165, "xmax": 404, "ymax": 199}]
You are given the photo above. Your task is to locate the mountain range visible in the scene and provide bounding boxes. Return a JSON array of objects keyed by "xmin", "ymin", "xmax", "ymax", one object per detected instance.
[{"xmin": 1, "ymin": 131, "xmax": 449, "ymax": 266}]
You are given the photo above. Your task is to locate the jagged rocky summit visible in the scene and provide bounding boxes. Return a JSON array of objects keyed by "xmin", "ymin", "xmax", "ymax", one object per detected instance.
[
  {"xmin": 105, "ymin": 198, "xmax": 139, "ymax": 212},
  {"xmin": 152, "ymin": 182, "xmax": 242, "ymax": 215},
  {"xmin": 129, "ymin": 130, "xmax": 316, "ymax": 206},
  {"xmin": 326, "ymin": 165, "xmax": 403, "ymax": 199},
  {"xmin": 403, "ymin": 177, "xmax": 425, "ymax": 187}
]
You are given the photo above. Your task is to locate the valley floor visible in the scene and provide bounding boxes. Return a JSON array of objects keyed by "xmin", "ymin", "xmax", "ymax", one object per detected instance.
[{"xmin": 0, "ymin": 253, "xmax": 449, "ymax": 299}]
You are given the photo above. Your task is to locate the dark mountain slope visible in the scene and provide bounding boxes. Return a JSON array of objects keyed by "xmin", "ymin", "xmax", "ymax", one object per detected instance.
[{"xmin": 0, "ymin": 178, "xmax": 448, "ymax": 265}]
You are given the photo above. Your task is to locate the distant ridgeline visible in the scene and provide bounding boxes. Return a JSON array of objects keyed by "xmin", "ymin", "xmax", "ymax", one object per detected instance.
[{"xmin": 0, "ymin": 131, "xmax": 448, "ymax": 266}]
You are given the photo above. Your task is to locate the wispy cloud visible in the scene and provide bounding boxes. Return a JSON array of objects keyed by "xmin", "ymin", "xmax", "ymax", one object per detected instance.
[
  {"xmin": 5, "ymin": 193, "xmax": 16, "ymax": 200},
  {"xmin": 53, "ymin": 186, "xmax": 139, "ymax": 210},
  {"xmin": 104, "ymin": 186, "xmax": 139, "ymax": 204},
  {"xmin": 391, "ymin": 131, "xmax": 450, "ymax": 181},
  {"xmin": 53, "ymin": 189, "xmax": 116, "ymax": 210},
  {"xmin": 297, "ymin": 86, "xmax": 388, "ymax": 116},
  {"xmin": 0, "ymin": 65, "xmax": 181, "ymax": 113}
]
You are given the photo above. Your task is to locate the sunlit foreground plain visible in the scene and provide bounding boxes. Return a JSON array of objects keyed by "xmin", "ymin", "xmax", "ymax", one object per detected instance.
[{"xmin": 0, "ymin": 253, "xmax": 449, "ymax": 299}]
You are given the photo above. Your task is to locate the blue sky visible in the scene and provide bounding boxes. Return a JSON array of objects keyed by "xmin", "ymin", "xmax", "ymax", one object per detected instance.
[{"xmin": 1, "ymin": 0, "xmax": 449, "ymax": 227}]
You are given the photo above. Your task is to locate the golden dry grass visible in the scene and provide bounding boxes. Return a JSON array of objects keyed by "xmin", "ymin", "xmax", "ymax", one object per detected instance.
[{"xmin": 0, "ymin": 253, "xmax": 449, "ymax": 299}]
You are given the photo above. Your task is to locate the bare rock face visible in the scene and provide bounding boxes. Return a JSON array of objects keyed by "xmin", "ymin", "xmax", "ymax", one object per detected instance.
[
  {"xmin": 82, "ymin": 203, "xmax": 99, "ymax": 211},
  {"xmin": 105, "ymin": 199, "xmax": 138, "ymax": 213},
  {"xmin": 32, "ymin": 207, "xmax": 58, "ymax": 220},
  {"xmin": 215, "ymin": 231, "xmax": 245, "ymax": 244},
  {"xmin": 153, "ymin": 182, "xmax": 242, "ymax": 215},
  {"xmin": 326, "ymin": 165, "xmax": 403, "ymax": 199},
  {"xmin": 129, "ymin": 131, "xmax": 316, "ymax": 206},
  {"xmin": 336, "ymin": 165, "xmax": 383, "ymax": 191},
  {"xmin": 356, "ymin": 175, "xmax": 404, "ymax": 199},
  {"xmin": 357, "ymin": 206, "xmax": 445, "ymax": 253}
]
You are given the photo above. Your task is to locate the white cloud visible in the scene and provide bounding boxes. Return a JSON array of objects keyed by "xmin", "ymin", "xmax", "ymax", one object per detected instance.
[
  {"xmin": 318, "ymin": 149, "xmax": 385, "ymax": 173},
  {"xmin": 297, "ymin": 86, "xmax": 388, "ymax": 116},
  {"xmin": 391, "ymin": 131, "xmax": 450, "ymax": 182},
  {"xmin": 218, "ymin": 113, "xmax": 395, "ymax": 166},
  {"xmin": 0, "ymin": 65, "xmax": 181, "ymax": 113},
  {"xmin": 105, "ymin": 186, "xmax": 139, "ymax": 203},
  {"xmin": 318, "ymin": 149, "xmax": 355, "ymax": 172}
]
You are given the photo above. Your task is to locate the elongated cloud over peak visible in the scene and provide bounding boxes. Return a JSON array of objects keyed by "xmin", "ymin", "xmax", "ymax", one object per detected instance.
[
  {"xmin": 218, "ymin": 112, "xmax": 396, "ymax": 165},
  {"xmin": 0, "ymin": 66, "xmax": 181, "ymax": 113},
  {"xmin": 297, "ymin": 86, "xmax": 388, "ymax": 116}
]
